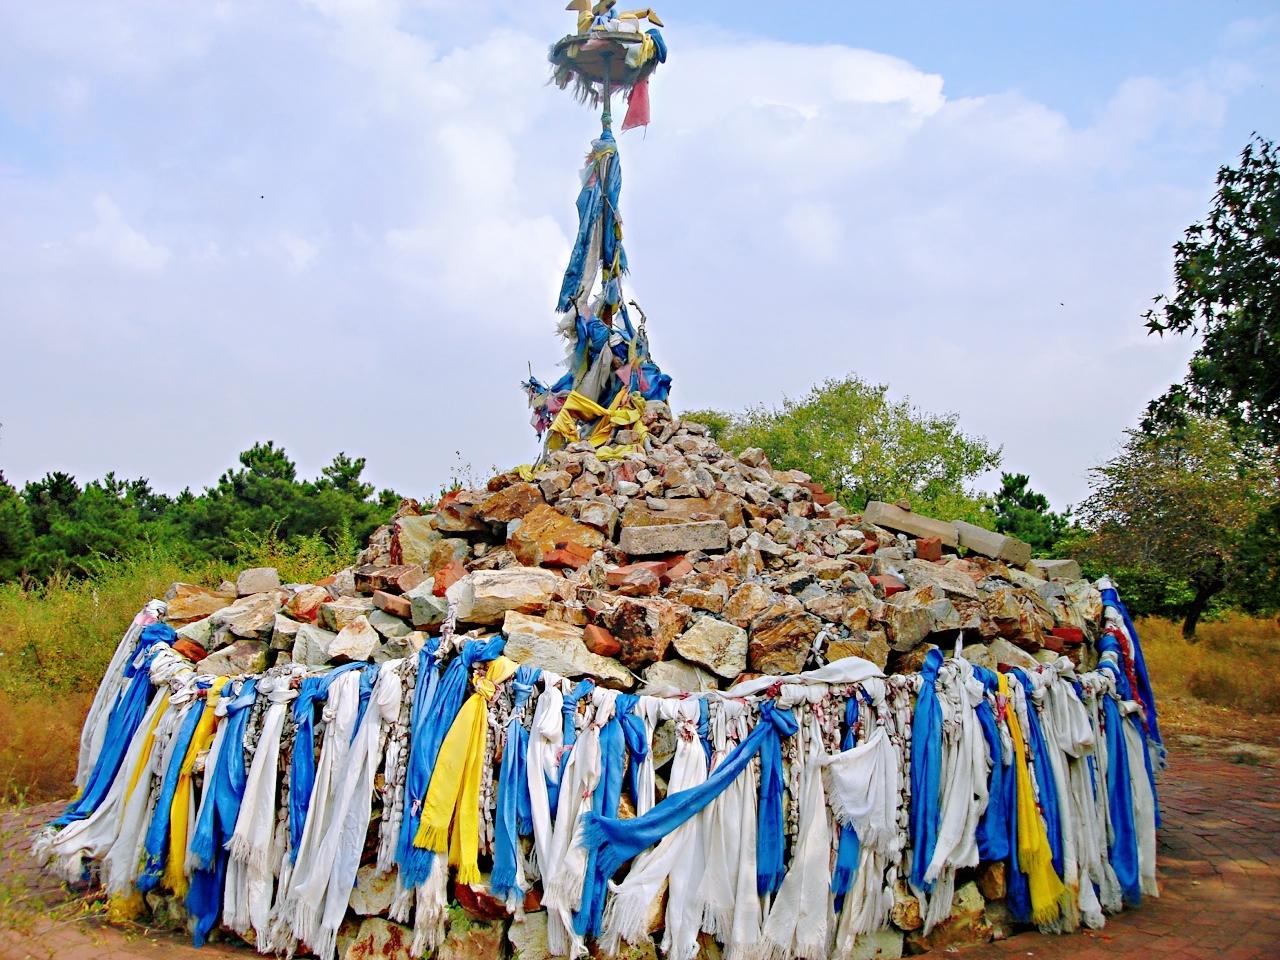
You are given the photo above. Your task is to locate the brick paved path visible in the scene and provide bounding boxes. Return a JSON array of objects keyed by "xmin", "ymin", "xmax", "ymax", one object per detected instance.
[{"xmin": 2, "ymin": 754, "xmax": 1276, "ymax": 960}]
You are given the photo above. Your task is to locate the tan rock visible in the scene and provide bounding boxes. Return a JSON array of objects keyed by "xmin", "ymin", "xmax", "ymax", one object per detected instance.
[
  {"xmin": 508, "ymin": 504, "xmax": 605, "ymax": 567},
  {"xmin": 293, "ymin": 623, "xmax": 336, "ymax": 666},
  {"xmin": 438, "ymin": 911, "xmax": 505, "ymax": 960},
  {"xmin": 329, "ymin": 615, "xmax": 380, "ymax": 662},
  {"xmin": 198, "ymin": 639, "xmax": 268, "ymax": 677},
  {"xmin": 604, "ymin": 597, "xmax": 693, "ymax": 667},
  {"xmin": 825, "ymin": 630, "xmax": 889, "ymax": 669},
  {"xmin": 210, "ymin": 591, "xmax": 284, "ymax": 640},
  {"xmin": 271, "ymin": 614, "xmax": 302, "ymax": 651},
  {"xmin": 674, "ymin": 615, "xmax": 748, "ymax": 679},
  {"xmin": 342, "ymin": 916, "xmax": 413, "ymax": 960},
  {"xmin": 898, "ymin": 558, "xmax": 979, "ymax": 600},
  {"xmin": 394, "ymin": 515, "xmax": 442, "ymax": 566},
  {"xmin": 448, "ymin": 568, "xmax": 563, "ymax": 625},
  {"xmin": 284, "ymin": 585, "xmax": 330, "ymax": 623},
  {"xmin": 162, "ymin": 584, "xmax": 231, "ymax": 624},
  {"xmin": 619, "ymin": 521, "xmax": 729, "ymax": 557},
  {"xmin": 723, "ymin": 582, "xmax": 774, "ymax": 628},
  {"xmin": 879, "ymin": 603, "xmax": 933, "ymax": 651},
  {"xmin": 502, "ymin": 612, "xmax": 633, "ymax": 688},
  {"xmin": 320, "ymin": 595, "xmax": 377, "ymax": 632},
  {"xmin": 236, "ymin": 567, "xmax": 280, "ymax": 596},
  {"xmin": 349, "ymin": 864, "xmax": 396, "ymax": 916},
  {"xmin": 426, "ymin": 538, "xmax": 471, "ymax": 575},
  {"xmin": 509, "ymin": 911, "xmax": 551, "ymax": 960},
  {"xmin": 903, "ymin": 881, "xmax": 990, "ymax": 953},
  {"xmin": 479, "ymin": 482, "xmax": 547, "ymax": 523},
  {"xmin": 643, "ymin": 659, "xmax": 718, "ymax": 692},
  {"xmin": 749, "ymin": 602, "xmax": 820, "ymax": 675}
]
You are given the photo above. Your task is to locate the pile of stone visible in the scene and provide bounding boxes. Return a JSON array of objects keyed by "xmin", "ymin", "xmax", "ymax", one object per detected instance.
[{"xmin": 165, "ymin": 401, "xmax": 1101, "ymax": 690}]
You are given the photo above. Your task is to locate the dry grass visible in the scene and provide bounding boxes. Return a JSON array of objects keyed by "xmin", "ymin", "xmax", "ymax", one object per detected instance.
[{"xmin": 1137, "ymin": 613, "xmax": 1280, "ymax": 716}]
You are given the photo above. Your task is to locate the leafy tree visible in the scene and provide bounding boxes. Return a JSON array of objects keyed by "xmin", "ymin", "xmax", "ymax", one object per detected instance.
[
  {"xmin": 1076, "ymin": 416, "xmax": 1278, "ymax": 638},
  {"xmin": 0, "ymin": 471, "xmax": 33, "ymax": 582},
  {"xmin": 992, "ymin": 472, "xmax": 1072, "ymax": 555},
  {"xmin": 1144, "ymin": 135, "xmax": 1280, "ymax": 444},
  {"xmin": 686, "ymin": 375, "xmax": 1002, "ymax": 522}
]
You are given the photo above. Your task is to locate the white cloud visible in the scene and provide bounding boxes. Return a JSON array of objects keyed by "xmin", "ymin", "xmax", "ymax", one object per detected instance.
[{"xmin": 75, "ymin": 195, "xmax": 172, "ymax": 273}]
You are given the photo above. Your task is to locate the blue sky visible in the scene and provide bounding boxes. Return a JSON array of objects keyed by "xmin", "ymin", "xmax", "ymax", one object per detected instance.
[{"xmin": 1, "ymin": 1, "xmax": 1278, "ymax": 511}]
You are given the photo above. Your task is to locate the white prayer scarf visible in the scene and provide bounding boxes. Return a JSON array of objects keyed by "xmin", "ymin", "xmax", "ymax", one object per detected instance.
[
  {"xmin": 525, "ymin": 672, "xmax": 565, "ymax": 888},
  {"xmin": 1120, "ymin": 700, "xmax": 1159, "ymax": 900}
]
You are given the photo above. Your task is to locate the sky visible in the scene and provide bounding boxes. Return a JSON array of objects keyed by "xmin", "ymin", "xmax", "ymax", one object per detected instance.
[{"xmin": 1, "ymin": 1, "xmax": 1278, "ymax": 512}]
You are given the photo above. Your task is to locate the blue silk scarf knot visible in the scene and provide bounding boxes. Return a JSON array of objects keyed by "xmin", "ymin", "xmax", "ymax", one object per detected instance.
[
  {"xmin": 138, "ymin": 686, "xmax": 210, "ymax": 893},
  {"xmin": 490, "ymin": 666, "xmax": 541, "ymax": 904},
  {"xmin": 756, "ymin": 700, "xmax": 800, "ymax": 897},
  {"xmin": 909, "ymin": 647, "xmax": 945, "ymax": 892},
  {"xmin": 971, "ymin": 666, "xmax": 1010, "ymax": 862}
]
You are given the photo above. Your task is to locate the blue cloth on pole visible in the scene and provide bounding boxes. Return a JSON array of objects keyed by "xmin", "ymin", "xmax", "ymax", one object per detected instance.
[
  {"xmin": 137, "ymin": 692, "xmax": 208, "ymax": 893},
  {"xmin": 1100, "ymin": 587, "xmax": 1164, "ymax": 767},
  {"xmin": 491, "ymin": 666, "xmax": 541, "ymax": 904},
  {"xmin": 971, "ymin": 666, "xmax": 1010, "ymax": 862},
  {"xmin": 756, "ymin": 701, "xmax": 800, "ymax": 897},
  {"xmin": 52, "ymin": 623, "xmax": 175, "ymax": 827},
  {"xmin": 1097, "ymin": 656, "xmax": 1142, "ymax": 905},
  {"xmin": 1010, "ymin": 669, "xmax": 1065, "ymax": 877},
  {"xmin": 397, "ymin": 636, "xmax": 506, "ymax": 888},
  {"xmin": 577, "ymin": 702, "xmax": 798, "ymax": 906},
  {"xmin": 909, "ymin": 647, "xmax": 945, "ymax": 892}
]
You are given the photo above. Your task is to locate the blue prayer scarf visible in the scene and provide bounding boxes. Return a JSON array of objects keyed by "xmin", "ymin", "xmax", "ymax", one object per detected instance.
[
  {"xmin": 396, "ymin": 636, "xmax": 505, "ymax": 888},
  {"xmin": 52, "ymin": 623, "xmax": 175, "ymax": 827},
  {"xmin": 137, "ymin": 688, "xmax": 209, "ymax": 893},
  {"xmin": 578, "ymin": 701, "xmax": 798, "ymax": 908},
  {"xmin": 756, "ymin": 700, "xmax": 800, "ymax": 897},
  {"xmin": 551, "ymin": 680, "xmax": 596, "ymax": 818},
  {"xmin": 491, "ymin": 666, "xmax": 541, "ymax": 904},
  {"xmin": 1101, "ymin": 588, "xmax": 1165, "ymax": 768},
  {"xmin": 1098, "ymin": 630, "xmax": 1162, "ymax": 830},
  {"xmin": 1010, "ymin": 669, "xmax": 1065, "ymax": 877},
  {"xmin": 187, "ymin": 677, "xmax": 257, "ymax": 947},
  {"xmin": 288, "ymin": 662, "xmax": 368, "ymax": 860},
  {"xmin": 908, "ymin": 648, "xmax": 945, "ymax": 892},
  {"xmin": 1097, "ymin": 656, "xmax": 1142, "ymax": 905},
  {"xmin": 832, "ymin": 693, "xmax": 866, "ymax": 911},
  {"xmin": 971, "ymin": 666, "xmax": 1010, "ymax": 862}
]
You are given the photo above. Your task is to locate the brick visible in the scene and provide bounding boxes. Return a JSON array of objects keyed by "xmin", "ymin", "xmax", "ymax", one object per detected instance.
[
  {"xmin": 914, "ymin": 536, "xmax": 943, "ymax": 562},
  {"xmin": 372, "ymin": 590, "xmax": 412, "ymax": 619}
]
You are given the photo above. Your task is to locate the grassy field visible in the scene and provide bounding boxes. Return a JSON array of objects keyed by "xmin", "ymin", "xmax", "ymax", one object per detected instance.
[{"xmin": 0, "ymin": 558, "xmax": 1276, "ymax": 803}]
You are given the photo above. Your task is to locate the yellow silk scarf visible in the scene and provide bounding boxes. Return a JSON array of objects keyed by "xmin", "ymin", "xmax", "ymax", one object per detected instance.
[
  {"xmin": 125, "ymin": 691, "xmax": 171, "ymax": 800},
  {"xmin": 1000, "ymin": 673, "xmax": 1066, "ymax": 924},
  {"xmin": 414, "ymin": 656, "xmax": 519, "ymax": 884},
  {"xmin": 164, "ymin": 677, "xmax": 229, "ymax": 894}
]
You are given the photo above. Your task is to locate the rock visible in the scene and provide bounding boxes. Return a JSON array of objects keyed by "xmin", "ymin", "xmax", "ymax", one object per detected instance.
[
  {"xmin": 870, "ymin": 574, "xmax": 907, "ymax": 598},
  {"xmin": 583, "ymin": 624, "xmax": 622, "ymax": 657},
  {"xmin": 236, "ymin": 567, "xmax": 280, "ymax": 597},
  {"xmin": 405, "ymin": 581, "xmax": 449, "ymax": 629},
  {"xmin": 356, "ymin": 564, "xmax": 428, "ymax": 595},
  {"xmin": 479, "ymin": 482, "xmax": 547, "ymax": 523},
  {"xmin": 975, "ymin": 861, "xmax": 1006, "ymax": 901},
  {"xmin": 343, "ymin": 916, "xmax": 413, "ymax": 960},
  {"xmin": 723, "ymin": 582, "xmax": 774, "ymax": 628},
  {"xmin": 162, "ymin": 584, "xmax": 231, "ymax": 624},
  {"xmin": 502, "ymin": 612, "xmax": 633, "ymax": 688},
  {"xmin": 987, "ymin": 636, "xmax": 1040, "ymax": 670},
  {"xmin": 349, "ymin": 864, "xmax": 396, "ymax": 916},
  {"xmin": 643, "ymin": 659, "xmax": 718, "ymax": 692},
  {"xmin": 210, "ymin": 591, "xmax": 284, "ymax": 640},
  {"xmin": 674, "ymin": 616, "xmax": 748, "ymax": 680},
  {"xmin": 284, "ymin": 585, "xmax": 330, "ymax": 624},
  {"xmin": 953, "ymin": 520, "xmax": 1031, "ymax": 567},
  {"xmin": 434, "ymin": 559, "xmax": 468, "ymax": 597},
  {"xmin": 448, "ymin": 568, "xmax": 563, "ymax": 625},
  {"xmin": 960, "ymin": 642, "xmax": 996, "ymax": 671},
  {"xmin": 175, "ymin": 616, "xmax": 215, "ymax": 649},
  {"xmin": 509, "ymin": 910, "xmax": 551, "ymax": 960},
  {"xmin": 293, "ymin": 623, "xmax": 337, "ymax": 666},
  {"xmin": 432, "ymin": 491, "xmax": 490, "ymax": 534},
  {"xmin": 844, "ymin": 930, "xmax": 903, "ymax": 960},
  {"xmin": 329, "ymin": 615, "xmax": 380, "ymax": 662},
  {"xmin": 320, "ymin": 596, "xmax": 377, "ymax": 632},
  {"xmin": 373, "ymin": 590, "xmax": 413, "ymax": 619},
  {"xmin": 890, "ymin": 882, "xmax": 922, "ymax": 932},
  {"xmin": 271, "ymin": 614, "xmax": 302, "ymax": 651},
  {"xmin": 369, "ymin": 608, "xmax": 412, "ymax": 639},
  {"xmin": 862, "ymin": 502, "xmax": 958, "ymax": 547},
  {"xmin": 1031, "ymin": 558, "xmax": 1082, "ymax": 581},
  {"xmin": 619, "ymin": 521, "xmax": 729, "ymax": 557},
  {"xmin": 903, "ymin": 881, "xmax": 990, "ymax": 953},
  {"xmin": 879, "ymin": 603, "xmax": 933, "ymax": 651},
  {"xmin": 667, "ymin": 572, "xmax": 731, "ymax": 614},
  {"xmin": 607, "ymin": 564, "xmax": 663, "ymax": 597},
  {"xmin": 825, "ymin": 630, "xmax": 890, "ymax": 669},
  {"xmin": 454, "ymin": 876, "xmax": 510, "ymax": 920},
  {"xmin": 914, "ymin": 536, "xmax": 943, "ymax": 562},
  {"xmin": 604, "ymin": 597, "xmax": 692, "ymax": 667},
  {"xmin": 427, "ymin": 538, "xmax": 471, "ymax": 575},
  {"xmin": 591, "ymin": 938, "xmax": 657, "ymax": 960},
  {"xmin": 394, "ymin": 515, "xmax": 442, "ymax": 566},
  {"xmin": 198, "ymin": 639, "xmax": 268, "ymax": 677},
  {"xmin": 891, "ymin": 641, "xmax": 939, "ymax": 673},
  {"xmin": 438, "ymin": 911, "xmax": 505, "ymax": 960},
  {"xmin": 508, "ymin": 504, "xmax": 605, "ymax": 568},
  {"xmin": 748, "ymin": 603, "xmax": 820, "ymax": 675},
  {"xmin": 578, "ymin": 500, "xmax": 620, "ymax": 537},
  {"xmin": 898, "ymin": 559, "xmax": 979, "ymax": 600}
]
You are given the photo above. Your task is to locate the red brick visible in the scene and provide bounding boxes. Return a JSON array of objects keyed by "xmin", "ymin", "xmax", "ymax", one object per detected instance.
[
  {"xmin": 583, "ymin": 624, "xmax": 622, "ymax": 657},
  {"xmin": 871, "ymin": 574, "xmax": 907, "ymax": 597},
  {"xmin": 433, "ymin": 559, "xmax": 467, "ymax": 596},
  {"xmin": 373, "ymin": 590, "xmax": 412, "ymax": 619},
  {"xmin": 914, "ymin": 536, "xmax": 943, "ymax": 562}
]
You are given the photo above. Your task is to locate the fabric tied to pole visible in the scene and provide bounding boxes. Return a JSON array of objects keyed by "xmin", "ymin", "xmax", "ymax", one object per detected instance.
[
  {"xmin": 1010, "ymin": 668, "xmax": 1065, "ymax": 877},
  {"xmin": 577, "ymin": 700, "xmax": 797, "ymax": 910},
  {"xmin": 397, "ymin": 636, "xmax": 502, "ymax": 889},
  {"xmin": 909, "ymin": 648, "xmax": 945, "ymax": 892},
  {"xmin": 491, "ymin": 666, "xmax": 542, "ymax": 905},
  {"xmin": 1096, "ymin": 656, "xmax": 1142, "ymax": 905},
  {"xmin": 52, "ymin": 623, "xmax": 175, "ymax": 827},
  {"xmin": 831, "ymin": 694, "xmax": 864, "ymax": 911},
  {"xmin": 756, "ymin": 700, "xmax": 799, "ymax": 897},
  {"xmin": 291, "ymin": 663, "xmax": 368, "ymax": 860},
  {"xmin": 137, "ymin": 690, "xmax": 207, "ymax": 893},
  {"xmin": 164, "ymin": 676, "xmax": 229, "ymax": 896},
  {"xmin": 1100, "ymin": 586, "xmax": 1164, "ymax": 768},
  {"xmin": 971, "ymin": 666, "xmax": 1011, "ymax": 862},
  {"xmin": 554, "ymin": 679, "xmax": 596, "ymax": 815}
]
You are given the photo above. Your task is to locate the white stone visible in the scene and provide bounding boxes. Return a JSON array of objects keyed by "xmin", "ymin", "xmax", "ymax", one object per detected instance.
[
  {"xmin": 236, "ymin": 566, "xmax": 280, "ymax": 596},
  {"xmin": 329, "ymin": 615, "xmax": 380, "ymax": 662},
  {"xmin": 508, "ymin": 911, "xmax": 551, "ymax": 960},
  {"xmin": 446, "ymin": 568, "xmax": 563, "ymax": 625},
  {"xmin": 293, "ymin": 623, "xmax": 336, "ymax": 666},
  {"xmin": 673, "ymin": 616, "xmax": 748, "ymax": 679},
  {"xmin": 501, "ymin": 612, "xmax": 632, "ymax": 688},
  {"xmin": 349, "ymin": 864, "xmax": 396, "ymax": 916},
  {"xmin": 642, "ymin": 659, "xmax": 717, "ymax": 692}
]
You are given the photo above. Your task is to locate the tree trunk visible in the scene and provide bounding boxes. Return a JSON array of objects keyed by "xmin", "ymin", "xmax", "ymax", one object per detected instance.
[{"xmin": 1182, "ymin": 577, "xmax": 1223, "ymax": 641}]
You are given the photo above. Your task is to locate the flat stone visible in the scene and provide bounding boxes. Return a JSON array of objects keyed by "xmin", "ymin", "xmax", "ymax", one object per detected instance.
[
  {"xmin": 845, "ymin": 930, "xmax": 903, "ymax": 960},
  {"xmin": 953, "ymin": 520, "xmax": 1032, "ymax": 567},
  {"xmin": 862, "ymin": 502, "xmax": 958, "ymax": 547},
  {"xmin": 343, "ymin": 916, "xmax": 413, "ymax": 960},
  {"xmin": 373, "ymin": 632, "xmax": 426, "ymax": 663},
  {"xmin": 163, "ymin": 584, "xmax": 231, "ymax": 624},
  {"xmin": 960, "ymin": 642, "xmax": 996, "ymax": 671},
  {"xmin": 320, "ymin": 596, "xmax": 377, "ymax": 632},
  {"xmin": 479, "ymin": 482, "xmax": 547, "ymax": 523},
  {"xmin": 608, "ymin": 564, "xmax": 662, "ymax": 597},
  {"xmin": 197, "ymin": 639, "xmax": 268, "ymax": 677},
  {"xmin": 642, "ymin": 659, "xmax": 718, "ymax": 692},
  {"xmin": 502, "ymin": 612, "xmax": 633, "ymax": 688},
  {"xmin": 898, "ymin": 558, "xmax": 979, "ymax": 600},
  {"xmin": 604, "ymin": 597, "xmax": 693, "ymax": 667},
  {"xmin": 1030, "ymin": 558, "xmax": 1082, "ymax": 581},
  {"xmin": 904, "ymin": 880, "xmax": 990, "ymax": 953},
  {"xmin": 236, "ymin": 567, "xmax": 280, "ymax": 597},
  {"xmin": 271, "ymin": 614, "xmax": 302, "ymax": 651},
  {"xmin": 988, "ymin": 636, "xmax": 1039, "ymax": 670},
  {"xmin": 438, "ymin": 913, "xmax": 505, "ymax": 960},
  {"xmin": 432, "ymin": 491, "xmax": 490, "ymax": 534},
  {"xmin": 879, "ymin": 603, "xmax": 933, "ymax": 651},
  {"xmin": 583, "ymin": 624, "xmax": 622, "ymax": 657},
  {"xmin": 749, "ymin": 602, "xmax": 820, "ymax": 675},
  {"xmin": 427, "ymin": 538, "xmax": 471, "ymax": 575},
  {"xmin": 578, "ymin": 500, "xmax": 620, "ymax": 537},
  {"xmin": 447, "ymin": 568, "xmax": 563, "ymax": 625},
  {"xmin": 349, "ymin": 864, "xmax": 396, "ymax": 916},
  {"xmin": 368, "ymin": 608, "xmax": 412, "ymax": 639},
  {"xmin": 395, "ymin": 515, "xmax": 442, "ymax": 566},
  {"xmin": 674, "ymin": 615, "xmax": 748, "ymax": 679},
  {"xmin": 210, "ymin": 591, "xmax": 284, "ymax": 640},
  {"xmin": 509, "ymin": 910, "xmax": 551, "ymax": 960},
  {"xmin": 619, "ymin": 521, "xmax": 728, "ymax": 556},
  {"xmin": 356, "ymin": 564, "xmax": 426, "ymax": 595},
  {"xmin": 284, "ymin": 585, "xmax": 331, "ymax": 623},
  {"xmin": 825, "ymin": 630, "xmax": 890, "ymax": 669},
  {"xmin": 293, "ymin": 623, "xmax": 337, "ymax": 666},
  {"xmin": 723, "ymin": 582, "xmax": 774, "ymax": 628},
  {"xmin": 373, "ymin": 590, "xmax": 413, "ymax": 619},
  {"xmin": 405, "ymin": 580, "xmax": 449, "ymax": 629},
  {"xmin": 508, "ymin": 504, "xmax": 605, "ymax": 568},
  {"xmin": 329, "ymin": 615, "xmax": 380, "ymax": 662},
  {"xmin": 175, "ymin": 616, "xmax": 215, "ymax": 649}
]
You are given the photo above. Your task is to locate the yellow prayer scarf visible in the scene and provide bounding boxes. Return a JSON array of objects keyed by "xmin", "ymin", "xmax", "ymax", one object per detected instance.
[
  {"xmin": 1000, "ymin": 673, "xmax": 1066, "ymax": 924},
  {"xmin": 414, "ymin": 655, "xmax": 519, "ymax": 885},
  {"xmin": 164, "ymin": 677, "xmax": 229, "ymax": 894},
  {"xmin": 126, "ymin": 691, "xmax": 172, "ymax": 800}
]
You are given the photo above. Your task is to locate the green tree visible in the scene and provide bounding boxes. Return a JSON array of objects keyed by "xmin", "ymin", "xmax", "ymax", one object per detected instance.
[
  {"xmin": 0, "ymin": 471, "xmax": 33, "ymax": 582},
  {"xmin": 1077, "ymin": 416, "xmax": 1278, "ymax": 638},
  {"xmin": 688, "ymin": 375, "xmax": 1001, "ymax": 522},
  {"xmin": 992, "ymin": 473, "xmax": 1072, "ymax": 555},
  {"xmin": 1144, "ymin": 135, "xmax": 1280, "ymax": 444}
]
